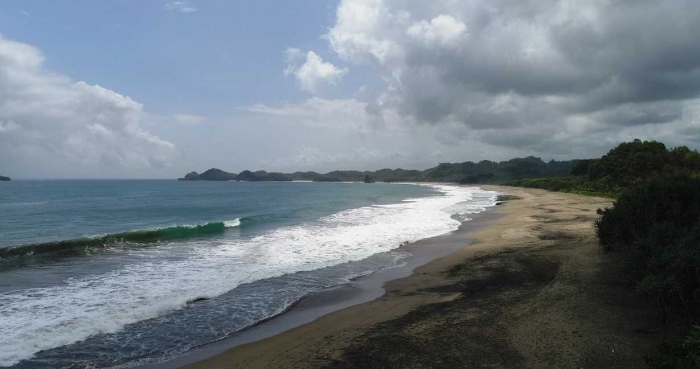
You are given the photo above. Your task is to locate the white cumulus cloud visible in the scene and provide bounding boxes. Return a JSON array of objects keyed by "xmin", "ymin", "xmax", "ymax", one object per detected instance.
[
  {"xmin": 407, "ymin": 15, "xmax": 467, "ymax": 47},
  {"xmin": 284, "ymin": 49, "xmax": 348, "ymax": 94},
  {"xmin": 0, "ymin": 34, "xmax": 177, "ymax": 173},
  {"xmin": 323, "ymin": 0, "xmax": 700, "ymax": 157}
]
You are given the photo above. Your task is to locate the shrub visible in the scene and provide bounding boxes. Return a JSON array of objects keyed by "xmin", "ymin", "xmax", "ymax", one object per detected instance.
[
  {"xmin": 595, "ymin": 175, "xmax": 700, "ymax": 322},
  {"xmin": 503, "ymin": 176, "xmax": 620, "ymax": 197},
  {"xmin": 646, "ymin": 326, "xmax": 700, "ymax": 369}
]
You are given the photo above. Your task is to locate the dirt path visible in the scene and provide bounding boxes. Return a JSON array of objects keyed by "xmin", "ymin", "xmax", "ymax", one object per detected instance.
[{"xmin": 184, "ymin": 186, "xmax": 663, "ymax": 369}]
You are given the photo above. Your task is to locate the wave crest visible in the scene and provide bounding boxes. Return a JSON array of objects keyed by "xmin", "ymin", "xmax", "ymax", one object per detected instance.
[{"xmin": 0, "ymin": 219, "xmax": 242, "ymax": 259}]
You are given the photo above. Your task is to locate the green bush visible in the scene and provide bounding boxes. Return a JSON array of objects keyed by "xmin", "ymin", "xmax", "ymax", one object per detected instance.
[
  {"xmin": 647, "ymin": 326, "xmax": 700, "ymax": 369},
  {"xmin": 502, "ymin": 176, "xmax": 620, "ymax": 197},
  {"xmin": 595, "ymin": 175, "xmax": 700, "ymax": 322},
  {"xmin": 503, "ymin": 140, "xmax": 700, "ymax": 198},
  {"xmin": 588, "ymin": 140, "xmax": 700, "ymax": 187}
]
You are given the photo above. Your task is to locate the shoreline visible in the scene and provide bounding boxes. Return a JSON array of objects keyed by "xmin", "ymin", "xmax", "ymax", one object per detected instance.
[
  {"xmin": 144, "ymin": 188, "xmax": 504, "ymax": 369},
  {"xmin": 172, "ymin": 186, "xmax": 665, "ymax": 369}
]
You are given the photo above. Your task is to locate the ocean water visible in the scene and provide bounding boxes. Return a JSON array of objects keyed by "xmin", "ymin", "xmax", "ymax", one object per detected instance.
[{"xmin": 0, "ymin": 180, "xmax": 497, "ymax": 368}]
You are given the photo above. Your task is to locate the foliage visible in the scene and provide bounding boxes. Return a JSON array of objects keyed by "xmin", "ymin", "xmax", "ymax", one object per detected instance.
[
  {"xmin": 289, "ymin": 171, "xmax": 322, "ymax": 181},
  {"xmin": 503, "ymin": 176, "xmax": 620, "ymax": 198},
  {"xmin": 595, "ymin": 175, "xmax": 700, "ymax": 322},
  {"xmin": 588, "ymin": 140, "xmax": 700, "ymax": 188},
  {"xmin": 647, "ymin": 326, "xmax": 700, "ymax": 369},
  {"xmin": 570, "ymin": 159, "xmax": 595, "ymax": 176},
  {"xmin": 423, "ymin": 156, "xmax": 577, "ymax": 183},
  {"xmin": 314, "ymin": 170, "xmax": 367, "ymax": 182},
  {"xmin": 503, "ymin": 140, "xmax": 700, "ymax": 197},
  {"xmin": 178, "ymin": 168, "xmax": 237, "ymax": 181},
  {"xmin": 458, "ymin": 172, "xmax": 495, "ymax": 184},
  {"xmin": 180, "ymin": 157, "xmax": 577, "ymax": 183},
  {"xmin": 235, "ymin": 170, "xmax": 292, "ymax": 181},
  {"xmin": 371, "ymin": 168, "xmax": 425, "ymax": 183}
]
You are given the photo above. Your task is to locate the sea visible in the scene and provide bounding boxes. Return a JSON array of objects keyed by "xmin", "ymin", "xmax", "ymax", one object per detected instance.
[{"xmin": 0, "ymin": 180, "xmax": 497, "ymax": 368}]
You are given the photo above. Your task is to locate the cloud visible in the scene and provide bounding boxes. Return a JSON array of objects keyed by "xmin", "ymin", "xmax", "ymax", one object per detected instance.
[
  {"xmin": 242, "ymin": 97, "xmax": 534, "ymax": 171},
  {"xmin": 0, "ymin": 34, "xmax": 177, "ymax": 173},
  {"xmin": 244, "ymin": 97, "xmax": 373, "ymax": 132},
  {"xmin": 165, "ymin": 1, "xmax": 197, "ymax": 13},
  {"xmin": 261, "ymin": 145, "xmax": 404, "ymax": 170},
  {"xmin": 172, "ymin": 113, "xmax": 206, "ymax": 125},
  {"xmin": 406, "ymin": 15, "xmax": 467, "ymax": 47},
  {"xmin": 284, "ymin": 49, "xmax": 348, "ymax": 94},
  {"xmin": 322, "ymin": 0, "xmax": 700, "ymax": 156}
]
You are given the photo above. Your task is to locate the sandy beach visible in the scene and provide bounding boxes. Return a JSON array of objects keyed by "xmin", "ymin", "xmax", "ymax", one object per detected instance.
[{"xmin": 178, "ymin": 186, "xmax": 665, "ymax": 369}]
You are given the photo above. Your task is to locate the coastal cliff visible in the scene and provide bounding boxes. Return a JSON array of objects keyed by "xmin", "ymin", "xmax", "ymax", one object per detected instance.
[{"xmin": 0, "ymin": 175, "xmax": 10, "ymax": 181}]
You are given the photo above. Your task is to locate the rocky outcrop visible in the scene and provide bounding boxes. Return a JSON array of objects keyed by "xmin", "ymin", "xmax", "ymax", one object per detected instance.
[
  {"xmin": 178, "ymin": 172, "xmax": 201, "ymax": 181},
  {"xmin": 0, "ymin": 175, "xmax": 10, "ymax": 181},
  {"xmin": 178, "ymin": 168, "xmax": 237, "ymax": 181}
]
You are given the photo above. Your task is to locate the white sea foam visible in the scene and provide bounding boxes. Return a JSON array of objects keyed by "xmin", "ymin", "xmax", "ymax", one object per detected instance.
[
  {"xmin": 223, "ymin": 218, "xmax": 241, "ymax": 228},
  {"xmin": 0, "ymin": 184, "xmax": 496, "ymax": 367}
]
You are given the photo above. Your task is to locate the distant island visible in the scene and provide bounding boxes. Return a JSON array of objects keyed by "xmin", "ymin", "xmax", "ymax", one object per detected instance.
[
  {"xmin": 0, "ymin": 175, "xmax": 10, "ymax": 181},
  {"xmin": 179, "ymin": 156, "xmax": 579, "ymax": 184}
]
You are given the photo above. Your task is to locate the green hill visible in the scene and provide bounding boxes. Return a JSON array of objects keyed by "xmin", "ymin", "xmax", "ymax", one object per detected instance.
[{"xmin": 179, "ymin": 157, "xmax": 578, "ymax": 184}]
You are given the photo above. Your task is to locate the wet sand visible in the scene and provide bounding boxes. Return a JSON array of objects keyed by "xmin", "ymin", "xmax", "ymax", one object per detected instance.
[{"xmin": 175, "ymin": 186, "xmax": 665, "ymax": 368}]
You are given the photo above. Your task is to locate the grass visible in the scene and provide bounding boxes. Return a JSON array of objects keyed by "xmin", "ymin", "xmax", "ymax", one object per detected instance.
[{"xmin": 502, "ymin": 176, "xmax": 621, "ymax": 198}]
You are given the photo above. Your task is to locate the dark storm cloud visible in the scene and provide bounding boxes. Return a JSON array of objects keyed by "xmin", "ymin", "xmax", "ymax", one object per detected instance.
[
  {"xmin": 327, "ymin": 0, "xmax": 700, "ymax": 154},
  {"xmin": 243, "ymin": 0, "xmax": 700, "ymax": 172}
]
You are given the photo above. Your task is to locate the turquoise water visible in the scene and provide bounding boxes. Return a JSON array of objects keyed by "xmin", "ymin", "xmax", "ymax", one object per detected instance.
[
  {"xmin": 0, "ymin": 180, "xmax": 496, "ymax": 368},
  {"xmin": 0, "ymin": 180, "xmax": 428, "ymax": 250}
]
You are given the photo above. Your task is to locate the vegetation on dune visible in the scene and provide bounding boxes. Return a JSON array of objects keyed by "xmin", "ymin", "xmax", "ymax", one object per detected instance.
[
  {"xmin": 595, "ymin": 175, "xmax": 700, "ymax": 368},
  {"xmin": 586, "ymin": 141, "xmax": 700, "ymax": 188},
  {"xmin": 504, "ymin": 139, "xmax": 700, "ymax": 197},
  {"xmin": 596, "ymin": 175, "xmax": 700, "ymax": 321},
  {"xmin": 647, "ymin": 325, "xmax": 700, "ymax": 369},
  {"xmin": 503, "ymin": 176, "xmax": 620, "ymax": 198}
]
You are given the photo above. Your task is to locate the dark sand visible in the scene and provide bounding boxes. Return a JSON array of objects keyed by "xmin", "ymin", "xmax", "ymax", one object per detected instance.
[{"xmin": 172, "ymin": 186, "xmax": 665, "ymax": 368}]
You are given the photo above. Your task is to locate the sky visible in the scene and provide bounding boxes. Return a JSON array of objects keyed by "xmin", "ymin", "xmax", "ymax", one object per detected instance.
[{"xmin": 1, "ymin": 0, "xmax": 700, "ymax": 179}]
